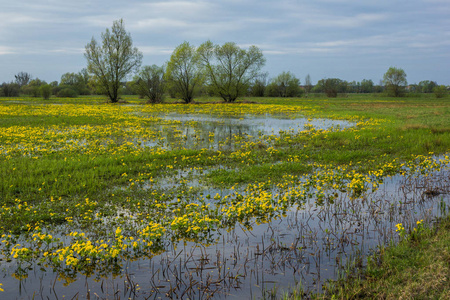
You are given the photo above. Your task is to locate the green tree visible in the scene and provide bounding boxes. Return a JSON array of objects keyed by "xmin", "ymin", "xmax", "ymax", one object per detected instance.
[
  {"xmin": 266, "ymin": 71, "xmax": 302, "ymax": 97},
  {"xmin": 0, "ymin": 82, "xmax": 20, "ymax": 97},
  {"xmin": 383, "ymin": 67, "xmax": 407, "ymax": 97},
  {"xmin": 59, "ymin": 71, "xmax": 91, "ymax": 95},
  {"xmin": 165, "ymin": 41, "xmax": 203, "ymax": 103},
  {"xmin": 418, "ymin": 80, "xmax": 437, "ymax": 93},
  {"xmin": 132, "ymin": 65, "xmax": 166, "ymax": 103},
  {"xmin": 198, "ymin": 41, "xmax": 265, "ymax": 102},
  {"xmin": 85, "ymin": 19, "xmax": 143, "ymax": 103},
  {"xmin": 360, "ymin": 79, "xmax": 374, "ymax": 93},
  {"xmin": 22, "ymin": 78, "xmax": 46, "ymax": 97},
  {"xmin": 40, "ymin": 84, "xmax": 52, "ymax": 99},
  {"xmin": 434, "ymin": 85, "xmax": 447, "ymax": 98},
  {"xmin": 317, "ymin": 78, "xmax": 347, "ymax": 97},
  {"xmin": 250, "ymin": 73, "xmax": 268, "ymax": 97}
]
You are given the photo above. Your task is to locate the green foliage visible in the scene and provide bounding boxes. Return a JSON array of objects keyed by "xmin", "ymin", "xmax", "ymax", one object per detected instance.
[
  {"xmin": 166, "ymin": 41, "xmax": 203, "ymax": 103},
  {"xmin": 418, "ymin": 80, "xmax": 437, "ymax": 93},
  {"xmin": 57, "ymin": 88, "xmax": 79, "ymax": 98},
  {"xmin": 249, "ymin": 73, "xmax": 268, "ymax": 97},
  {"xmin": 383, "ymin": 67, "xmax": 407, "ymax": 97},
  {"xmin": 60, "ymin": 71, "xmax": 91, "ymax": 95},
  {"xmin": 434, "ymin": 85, "xmax": 448, "ymax": 98},
  {"xmin": 132, "ymin": 65, "xmax": 166, "ymax": 103},
  {"xmin": 316, "ymin": 78, "xmax": 348, "ymax": 97},
  {"xmin": 1, "ymin": 82, "xmax": 20, "ymax": 97},
  {"xmin": 266, "ymin": 71, "xmax": 303, "ymax": 97},
  {"xmin": 22, "ymin": 78, "xmax": 46, "ymax": 97},
  {"xmin": 40, "ymin": 84, "xmax": 52, "ymax": 99},
  {"xmin": 360, "ymin": 79, "xmax": 374, "ymax": 93},
  {"xmin": 85, "ymin": 19, "xmax": 142, "ymax": 103},
  {"xmin": 198, "ymin": 40, "xmax": 265, "ymax": 102}
]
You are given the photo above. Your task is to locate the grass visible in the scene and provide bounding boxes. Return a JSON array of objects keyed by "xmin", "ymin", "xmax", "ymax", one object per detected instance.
[
  {"xmin": 286, "ymin": 212, "xmax": 450, "ymax": 299},
  {"xmin": 0, "ymin": 93, "xmax": 449, "ymax": 296}
]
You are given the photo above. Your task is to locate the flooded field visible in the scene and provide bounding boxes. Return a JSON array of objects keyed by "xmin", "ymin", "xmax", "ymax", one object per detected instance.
[{"xmin": 0, "ymin": 100, "xmax": 449, "ymax": 299}]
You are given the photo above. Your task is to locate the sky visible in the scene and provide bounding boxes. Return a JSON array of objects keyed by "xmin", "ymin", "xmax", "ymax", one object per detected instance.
[{"xmin": 1, "ymin": 0, "xmax": 449, "ymax": 85}]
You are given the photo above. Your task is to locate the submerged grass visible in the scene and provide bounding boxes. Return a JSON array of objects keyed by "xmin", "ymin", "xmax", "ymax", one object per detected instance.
[
  {"xmin": 287, "ymin": 213, "xmax": 450, "ymax": 299},
  {"xmin": 0, "ymin": 93, "xmax": 449, "ymax": 296}
]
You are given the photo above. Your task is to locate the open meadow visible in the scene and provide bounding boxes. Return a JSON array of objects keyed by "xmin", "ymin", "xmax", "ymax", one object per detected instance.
[{"xmin": 0, "ymin": 94, "xmax": 449, "ymax": 298}]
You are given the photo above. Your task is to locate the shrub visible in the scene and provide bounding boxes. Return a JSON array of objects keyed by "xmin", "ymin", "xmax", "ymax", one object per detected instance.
[
  {"xmin": 40, "ymin": 84, "xmax": 52, "ymax": 99},
  {"xmin": 434, "ymin": 85, "xmax": 447, "ymax": 98},
  {"xmin": 57, "ymin": 88, "xmax": 79, "ymax": 98}
]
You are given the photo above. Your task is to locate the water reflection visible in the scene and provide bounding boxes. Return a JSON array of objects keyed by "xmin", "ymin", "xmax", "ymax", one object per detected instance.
[{"xmin": 2, "ymin": 166, "xmax": 449, "ymax": 299}]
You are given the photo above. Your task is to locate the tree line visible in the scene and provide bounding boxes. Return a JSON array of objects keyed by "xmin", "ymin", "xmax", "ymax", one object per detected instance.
[{"xmin": 1, "ymin": 20, "xmax": 448, "ymax": 101}]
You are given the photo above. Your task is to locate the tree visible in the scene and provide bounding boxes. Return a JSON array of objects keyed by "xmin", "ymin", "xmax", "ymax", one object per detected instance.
[
  {"xmin": 383, "ymin": 67, "xmax": 407, "ymax": 97},
  {"xmin": 40, "ymin": 84, "xmax": 52, "ymax": 99},
  {"xmin": 266, "ymin": 71, "xmax": 302, "ymax": 97},
  {"xmin": 165, "ymin": 41, "xmax": 203, "ymax": 104},
  {"xmin": 317, "ymin": 78, "xmax": 347, "ymax": 97},
  {"xmin": 85, "ymin": 19, "xmax": 142, "ymax": 103},
  {"xmin": 198, "ymin": 41, "xmax": 265, "ymax": 102},
  {"xmin": 22, "ymin": 78, "xmax": 46, "ymax": 97},
  {"xmin": 304, "ymin": 74, "xmax": 312, "ymax": 95},
  {"xmin": 434, "ymin": 85, "xmax": 447, "ymax": 98},
  {"xmin": 418, "ymin": 80, "xmax": 437, "ymax": 93},
  {"xmin": 60, "ymin": 71, "xmax": 90, "ymax": 95},
  {"xmin": 250, "ymin": 72, "xmax": 268, "ymax": 97},
  {"xmin": 360, "ymin": 79, "xmax": 374, "ymax": 93},
  {"xmin": 14, "ymin": 72, "xmax": 32, "ymax": 87},
  {"xmin": 132, "ymin": 65, "xmax": 166, "ymax": 103},
  {"xmin": 1, "ymin": 82, "xmax": 20, "ymax": 97}
]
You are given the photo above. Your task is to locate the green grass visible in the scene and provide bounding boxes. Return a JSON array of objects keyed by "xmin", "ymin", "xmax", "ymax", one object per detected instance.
[
  {"xmin": 285, "ymin": 213, "xmax": 450, "ymax": 299},
  {"xmin": 0, "ymin": 93, "xmax": 449, "ymax": 294}
]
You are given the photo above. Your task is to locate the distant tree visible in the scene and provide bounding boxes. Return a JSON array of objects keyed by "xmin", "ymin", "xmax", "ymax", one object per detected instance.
[
  {"xmin": 85, "ymin": 19, "xmax": 143, "ymax": 103},
  {"xmin": 1, "ymin": 82, "xmax": 20, "ymax": 97},
  {"xmin": 60, "ymin": 71, "xmax": 90, "ymax": 95},
  {"xmin": 250, "ymin": 72, "xmax": 268, "ymax": 97},
  {"xmin": 383, "ymin": 67, "xmax": 407, "ymax": 97},
  {"xmin": 317, "ymin": 78, "xmax": 347, "ymax": 97},
  {"xmin": 434, "ymin": 85, "xmax": 447, "ymax": 98},
  {"xmin": 418, "ymin": 80, "xmax": 437, "ymax": 93},
  {"xmin": 198, "ymin": 40, "xmax": 265, "ymax": 102},
  {"xmin": 14, "ymin": 72, "xmax": 32, "ymax": 87},
  {"xmin": 360, "ymin": 79, "xmax": 374, "ymax": 93},
  {"xmin": 22, "ymin": 78, "xmax": 46, "ymax": 97},
  {"xmin": 40, "ymin": 84, "xmax": 52, "ymax": 99},
  {"xmin": 58, "ymin": 88, "xmax": 79, "ymax": 98},
  {"xmin": 266, "ymin": 71, "xmax": 303, "ymax": 97},
  {"xmin": 374, "ymin": 80, "xmax": 384, "ymax": 93},
  {"xmin": 165, "ymin": 41, "xmax": 203, "ymax": 103},
  {"xmin": 304, "ymin": 74, "xmax": 312, "ymax": 95},
  {"xmin": 132, "ymin": 65, "xmax": 166, "ymax": 103},
  {"xmin": 348, "ymin": 81, "xmax": 360, "ymax": 93}
]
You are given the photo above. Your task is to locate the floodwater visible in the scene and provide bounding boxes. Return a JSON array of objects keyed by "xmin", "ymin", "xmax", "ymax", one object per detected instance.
[
  {"xmin": 137, "ymin": 113, "xmax": 353, "ymax": 150},
  {"xmin": 2, "ymin": 166, "xmax": 449, "ymax": 299},
  {"xmin": 1, "ymin": 112, "xmax": 449, "ymax": 299}
]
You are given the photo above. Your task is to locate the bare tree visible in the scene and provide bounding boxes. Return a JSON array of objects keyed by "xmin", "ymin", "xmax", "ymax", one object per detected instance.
[
  {"xmin": 85, "ymin": 19, "xmax": 142, "ymax": 103},
  {"xmin": 305, "ymin": 74, "xmax": 312, "ymax": 95},
  {"xmin": 15, "ymin": 72, "xmax": 32, "ymax": 87}
]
